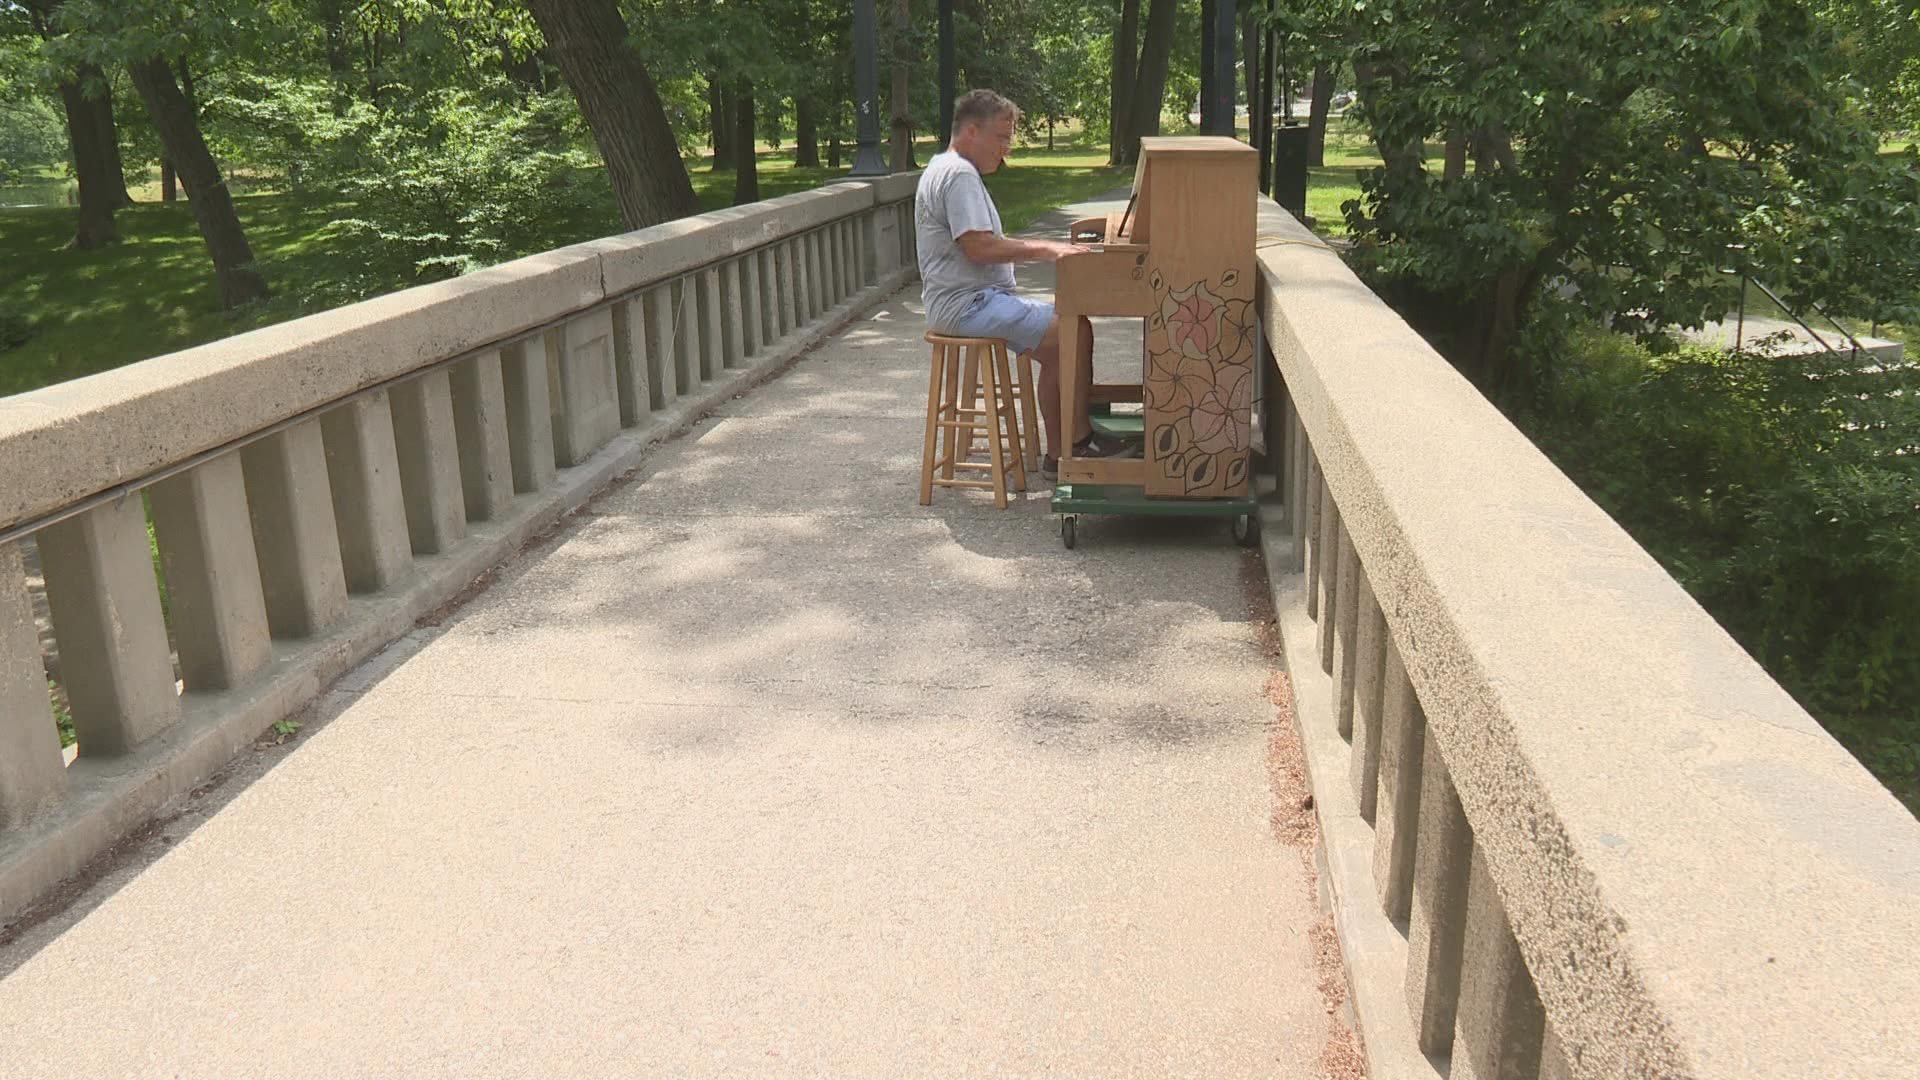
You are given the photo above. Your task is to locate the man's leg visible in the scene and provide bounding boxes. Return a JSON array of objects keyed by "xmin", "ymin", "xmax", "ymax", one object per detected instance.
[{"xmin": 1027, "ymin": 314, "xmax": 1097, "ymax": 459}]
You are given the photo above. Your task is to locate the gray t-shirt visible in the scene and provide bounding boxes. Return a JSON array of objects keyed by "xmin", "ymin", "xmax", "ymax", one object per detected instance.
[{"xmin": 915, "ymin": 151, "xmax": 1018, "ymax": 329}]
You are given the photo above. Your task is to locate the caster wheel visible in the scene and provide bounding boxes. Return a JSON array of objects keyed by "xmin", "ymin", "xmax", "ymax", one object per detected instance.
[
  {"xmin": 1061, "ymin": 516, "xmax": 1077, "ymax": 550},
  {"xmin": 1232, "ymin": 513, "xmax": 1260, "ymax": 548}
]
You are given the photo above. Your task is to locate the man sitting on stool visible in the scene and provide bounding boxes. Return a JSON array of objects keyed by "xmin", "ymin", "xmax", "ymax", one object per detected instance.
[{"xmin": 914, "ymin": 89, "xmax": 1138, "ymax": 481}]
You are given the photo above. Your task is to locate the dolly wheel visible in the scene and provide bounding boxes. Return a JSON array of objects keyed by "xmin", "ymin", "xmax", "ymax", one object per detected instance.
[
  {"xmin": 1232, "ymin": 513, "xmax": 1260, "ymax": 548},
  {"xmin": 1061, "ymin": 516, "xmax": 1077, "ymax": 550}
]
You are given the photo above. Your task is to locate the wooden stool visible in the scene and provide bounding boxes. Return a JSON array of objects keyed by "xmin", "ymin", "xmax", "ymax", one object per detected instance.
[
  {"xmin": 920, "ymin": 333, "xmax": 1029, "ymax": 508},
  {"xmin": 962, "ymin": 345, "xmax": 1042, "ymax": 474}
]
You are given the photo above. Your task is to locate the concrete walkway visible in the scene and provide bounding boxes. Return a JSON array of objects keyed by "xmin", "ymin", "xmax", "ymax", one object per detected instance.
[{"xmin": 0, "ymin": 203, "xmax": 1339, "ymax": 1077}]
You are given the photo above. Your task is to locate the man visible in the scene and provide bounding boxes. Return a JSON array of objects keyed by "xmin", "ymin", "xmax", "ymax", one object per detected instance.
[{"xmin": 914, "ymin": 89, "xmax": 1136, "ymax": 480}]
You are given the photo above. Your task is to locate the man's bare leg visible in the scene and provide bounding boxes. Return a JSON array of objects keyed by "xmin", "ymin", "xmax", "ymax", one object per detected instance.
[{"xmin": 1029, "ymin": 314, "xmax": 1097, "ymax": 460}]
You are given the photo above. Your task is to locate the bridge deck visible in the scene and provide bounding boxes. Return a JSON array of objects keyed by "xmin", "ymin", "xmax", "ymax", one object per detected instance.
[{"xmin": 0, "ymin": 205, "xmax": 1342, "ymax": 1077}]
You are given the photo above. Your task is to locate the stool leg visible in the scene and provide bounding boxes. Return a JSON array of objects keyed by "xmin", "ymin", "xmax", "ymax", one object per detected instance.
[
  {"xmin": 1016, "ymin": 351, "xmax": 1042, "ymax": 471},
  {"xmin": 958, "ymin": 344, "xmax": 983, "ymax": 463},
  {"xmin": 981, "ymin": 348, "xmax": 1009, "ymax": 509},
  {"xmin": 996, "ymin": 343, "xmax": 1028, "ymax": 494},
  {"xmin": 940, "ymin": 342, "xmax": 962, "ymax": 482},
  {"xmin": 920, "ymin": 340, "xmax": 946, "ymax": 505}
]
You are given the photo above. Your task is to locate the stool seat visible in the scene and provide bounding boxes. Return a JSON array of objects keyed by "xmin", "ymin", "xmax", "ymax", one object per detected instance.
[{"xmin": 918, "ymin": 333, "xmax": 1037, "ymax": 509}]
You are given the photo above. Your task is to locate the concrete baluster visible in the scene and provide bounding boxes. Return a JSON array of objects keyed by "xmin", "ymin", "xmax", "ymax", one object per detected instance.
[
  {"xmin": 1452, "ymin": 846, "xmax": 1546, "ymax": 1080},
  {"xmin": 758, "ymin": 247, "xmax": 779, "ymax": 344},
  {"xmin": 644, "ymin": 285, "xmax": 677, "ymax": 411},
  {"xmin": 697, "ymin": 267, "xmax": 723, "ymax": 382},
  {"xmin": 1372, "ymin": 635, "xmax": 1425, "ymax": 924},
  {"xmin": 0, "ymin": 541, "xmax": 66, "ymax": 827},
  {"xmin": 1348, "ymin": 567, "xmax": 1388, "ymax": 818},
  {"xmin": 501, "ymin": 336, "xmax": 558, "ymax": 495},
  {"xmin": 1407, "ymin": 739, "xmax": 1473, "ymax": 1057},
  {"xmin": 610, "ymin": 297, "xmax": 651, "ymax": 428},
  {"xmin": 548, "ymin": 308, "xmax": 620, "ymax": 467},
  {"xmin": 449, "ymin": 350, "xmax": 517, "ymax": 522},
  {"xmin": 846, "ymin": 220, "xmax": 862, "ymax": 296},
  {"xmin": 672, "ymin": 277, "xmax": 702, "ymax": 398},
  {"xmin": 1539, "ymin": 1025, "xmax": 1573, "ymax": 1080},
  {"xmin": 321, "ymin": 391, "xmax": 413, "ymax": 594},
  {"xmin": 1305, "ymin": 460, "xmax": 1324, "ymax": 620},
  {"xmin": 1319, "ymin": 501, "xmax": 1343, "ymax": 676},
  {"xmin": 790, "ymin": 237, "xmax": 811, "ymax": 326},
  {"xmin": 37, "ymin": 498, "xmax": 179, "ymax": 755},
  {"xmin": 813, "ymin": 228, "xmax": 832, "ymax": 310},
  {"xmin": 242, "ymin": 420, "xmax": 348, "ymax": 638},
  {"xmin": 1332, "ymin": 525, "xmax": 1360, "ymax": 734},
  {"xmin": 1290, "ymin": 411, "xmax": 1310, "ymax": 570},
  {"xmin": 726, "ymin": 258, "xmax": 751, "ymax": 366},
  {"xmin": 149, "ymin": 454, "xmax": 272, "ymax": 691},
  {"xmin": 860, "ymin": 210, "xmax": 880, "ymax": 284},
  {"xmin": 389, "ymin": 369, "xmax": 468, "ymax": 553}
]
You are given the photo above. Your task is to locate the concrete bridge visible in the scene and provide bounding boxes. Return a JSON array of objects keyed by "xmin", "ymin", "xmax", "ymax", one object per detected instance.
[{"xmin": 0, "ymin": 179, "xmax": 1915, "ymax": 1078}]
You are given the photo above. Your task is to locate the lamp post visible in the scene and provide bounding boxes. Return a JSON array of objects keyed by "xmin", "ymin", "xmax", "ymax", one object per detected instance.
[
  {"xmin": 850, "ymin": 0, "xmax": 888, "ymax": 176},
  {"xmin": 1200, "ymin": 0, "xmax": 1237, "ymax": 135}
]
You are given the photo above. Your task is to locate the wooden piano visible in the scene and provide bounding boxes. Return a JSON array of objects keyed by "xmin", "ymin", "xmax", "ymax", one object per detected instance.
[{"xmin": 1054, "ymin": 136, "xmax": 1258, "ymax": 504}]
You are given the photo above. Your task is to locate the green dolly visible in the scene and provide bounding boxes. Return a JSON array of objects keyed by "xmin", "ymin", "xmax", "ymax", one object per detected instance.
[{"xmin": 1048, "ymin": 410, "xmax": 1261, "ymax": 551}]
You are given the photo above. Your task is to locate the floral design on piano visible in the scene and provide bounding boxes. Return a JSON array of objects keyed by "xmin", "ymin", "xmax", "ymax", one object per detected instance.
[{"xmin": 1145, "ymin": 274, "xmax": 1255, "ymax": 494}]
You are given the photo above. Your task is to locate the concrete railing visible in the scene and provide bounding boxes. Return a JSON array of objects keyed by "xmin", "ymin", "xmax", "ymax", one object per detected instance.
[
  {"xmin": 1251, "ymin": 198, "xmax": 1920, "ymax": 1078},
  {"xmin": 0, "ymin": 174, "xmax": 921, "ymax": 922}
]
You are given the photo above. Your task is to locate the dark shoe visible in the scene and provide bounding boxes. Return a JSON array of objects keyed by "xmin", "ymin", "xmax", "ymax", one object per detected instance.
[
  {"xmin": 1041, "ymin": 456, "xmax": 1058, "ymax": 482},
  {"xmin": 1075, "ymin": 431, "xmax": 1142, "ymax": 459}
]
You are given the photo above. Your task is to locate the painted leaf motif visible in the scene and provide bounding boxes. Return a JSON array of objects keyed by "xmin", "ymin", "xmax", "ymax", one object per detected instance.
[
  {"xmin": 1224, "ymin": 454, "xmax": 1249, "ymax": 490},
  {"xmin": 1182, "ymin": 449, "xmax": 1216, "ymax": 492},
  {"xmin": 1215, "ymin": 298, "xmax": 1255, "ymax": 364}
]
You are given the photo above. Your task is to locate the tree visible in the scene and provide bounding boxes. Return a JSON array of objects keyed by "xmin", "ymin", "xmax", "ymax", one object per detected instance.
[
  {"xmin": 889, "ymin": 0, "xmax": 915, "ymax": 170},
  {"xmin": 525, "ymin": 0, "xmax": 698, "ymax": 229},
  {"xmin": 1109, "ymin": 0, "xmax": 1139, "ymax": 163},
  {"xmin": 18, "ymin": 0, "xmax": 134, "ymax": 248},
  {"xmin": 1117, "ymin": 0, "xmax": 1176, "ymax": 164},
  {"xmin": 1310, "ymin": 0, "xmax": 1920, "ymax": 392},
  {"xmin": 733, "ymin": 77, "xmax": 759, "ymax": 204},
  {"xmin": 1306, "ymin": 63, "xmax": 1332, "ymax": 166},
  {"xmin": 128, "ymin": 55, "xmax": 270, "ymax": 306}
]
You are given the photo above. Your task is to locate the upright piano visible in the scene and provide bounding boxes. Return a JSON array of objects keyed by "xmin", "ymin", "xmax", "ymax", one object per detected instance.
[{"xmin": 1055, "ymin": 136, "xmax": 1257, "ymax": 499}]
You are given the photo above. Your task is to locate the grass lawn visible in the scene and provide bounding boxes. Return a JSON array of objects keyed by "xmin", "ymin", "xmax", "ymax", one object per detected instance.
[{"xmin": 0, "ymin": 135, "xmax": 1128, "ymax": 400}]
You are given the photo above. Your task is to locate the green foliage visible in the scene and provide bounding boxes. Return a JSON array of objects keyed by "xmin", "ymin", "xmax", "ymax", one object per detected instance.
[
  {"xmin": 50, "ymin": 678, "xmax": 74, "ymax": 749},
  {"xmin": 0, "ymin": 300, "xmax": 34, "ymax": 351},
  {"xmin": 1525, "ymin": 328, "xmax": 1920, "ymax": 807},
  {"xmin": 313, "ymin": 84, "xmax": 601, "ymax": 280},
  {"xmin": 1302, "ymin": 0, "xmax": 1920, "ymax": 392},
  {"xmin": 0, "ymin": 96, "xmax": 68, "ymax": 185}
]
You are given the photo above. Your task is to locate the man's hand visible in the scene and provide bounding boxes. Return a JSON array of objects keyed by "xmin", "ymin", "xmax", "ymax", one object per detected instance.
[
  {"xmin": 1028, "ymin": 238, "xmax": 1090, "ymax": 263},
  {"xmin": 957, "ymin": 230, "xmax": 1089, "ymax": 265}
]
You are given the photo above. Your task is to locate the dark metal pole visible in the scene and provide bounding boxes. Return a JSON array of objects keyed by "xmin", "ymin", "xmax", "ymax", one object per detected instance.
[
  {"xmin": 1200, "ymin": 0, "xmax": 1216, "ymax": 132},
  {"xmin": 1259, "ymin": 18, "xmax": 1274, "ymax": 192},
  {"xmin": 938, "ymin": 0, "xmax": 955, "ymax": 150},
  {"xmin": 1214, "ymin": 0, "xmax": 1237, "ymax": 135},
  {"xmin": 1200, "ymin": 0, "xmax": 1237, "ymax": 135},
  {"xmin": 850, "ymin": 0, "xmax": 888, "ymax": 175}
]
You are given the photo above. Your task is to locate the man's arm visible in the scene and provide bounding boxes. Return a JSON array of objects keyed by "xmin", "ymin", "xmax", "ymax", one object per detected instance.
[{"xmin": 956, "ymin": 230, "xmax": 1085, "ymax": 265}]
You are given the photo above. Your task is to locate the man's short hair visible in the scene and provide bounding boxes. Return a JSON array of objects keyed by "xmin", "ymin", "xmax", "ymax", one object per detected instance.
[{"xmin": 953, "ymin": 89, "xmax": 1020, "ymax": 134}]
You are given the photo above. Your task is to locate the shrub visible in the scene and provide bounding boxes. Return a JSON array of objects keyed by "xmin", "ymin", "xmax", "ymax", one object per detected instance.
[{"xmin": 1523, "ymin": 327, "xmax": 1920, "ymax": 808}]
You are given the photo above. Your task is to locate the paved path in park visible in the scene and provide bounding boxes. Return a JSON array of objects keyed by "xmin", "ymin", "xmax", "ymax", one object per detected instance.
[{"xmin": 0, "ymin": 200, "xmax": 1344, "ymax": 1077}]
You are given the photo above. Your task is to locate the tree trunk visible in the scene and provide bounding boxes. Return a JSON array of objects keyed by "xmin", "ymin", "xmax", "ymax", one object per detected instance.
[
  {"xmin": 1120, "ymin": 0, "xmax": 1178, "ymax": 165},
  {"xmin": 526, "ymin": 0, "xmax": 699, "ymax": 229},
  {"xmin": 733, "ymin": 81, "xmax": 760, "ymax": 205},
  {"xmin": 828, "ymin": 133, "xmax": 842, "ymax": 169},
  {"xmin": 319, "ymin": 0, "xmax": 354, "ymax": 113},
  {"xmin": 162, "ymin": 159, "xmax": 177, "ymax": 202},
  {"xmin": 128, "ymin": 56, "xmax": 269, "ymax": 308},
  {"xmin": 795, "ymin": 96, "xmax": 820, "ymax": 167},
  {"xmin": 56, "ymin": 67, "xmax": 121, "ymax": 248},
  {"xmin": 1109, "ymin": 0, "xmax": 1140, "ymax": 165},
  {"xmin": 1306, "ymin": 64, "xmax": 1333, "ymax": 166},
  {"xmin": 889, "ymin": 0, "xmax": 915, "ymax": 171},
  {"xmin": 1444, "ymin": 134, "xmax": 1468, "ymax": 182},
  {"xmin": 709, "ymin": 72, "xmax": 734, "ymax": 169}
]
